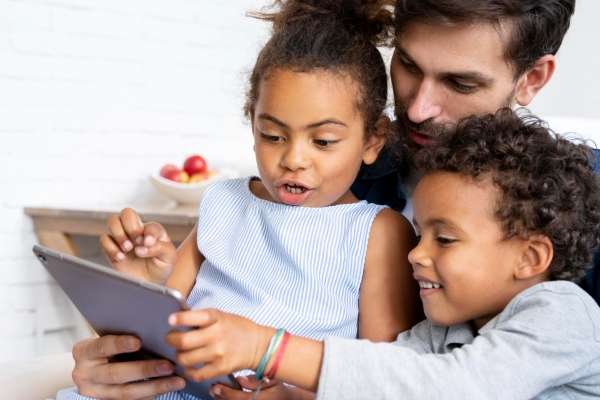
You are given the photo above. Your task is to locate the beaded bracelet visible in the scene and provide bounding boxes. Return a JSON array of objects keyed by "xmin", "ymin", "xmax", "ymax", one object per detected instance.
[
  {"xmin": 255, "ymin": 328, "xmax": 285, "ymax": 381},
  {"xmin": 265, "ymin": 330, "xmax": 290, "ymax": 380}
]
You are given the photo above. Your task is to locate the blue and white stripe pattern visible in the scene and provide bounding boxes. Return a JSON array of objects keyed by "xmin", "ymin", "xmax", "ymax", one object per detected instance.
[{"xmin": 61, "ymin": 177, "xmax": 385, "ymax": 400}]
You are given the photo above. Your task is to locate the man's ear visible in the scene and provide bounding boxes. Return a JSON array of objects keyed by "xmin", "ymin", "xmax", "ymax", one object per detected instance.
[
  {"xmin": 362, "ymin": 116, "xmax": 389, "ymax": 165},
  {"xmin": 514, "ymin": 234, "xmax": 553, "ymax": 280},
  {"xmin": 514, "ymin": 55, "xmax": 556, "ymax": 106}
]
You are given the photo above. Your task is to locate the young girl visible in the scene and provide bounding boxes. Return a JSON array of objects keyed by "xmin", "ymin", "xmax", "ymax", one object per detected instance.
[
  {"xmin": 63, "ymin": 1, "xmax": 420, "ymax": 399},
  {"xmin": 166, "ymin": 110, "xmax": 600, "ymax": 400}
]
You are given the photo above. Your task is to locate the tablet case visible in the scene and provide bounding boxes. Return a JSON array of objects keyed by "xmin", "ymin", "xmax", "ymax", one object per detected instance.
[{"xmin": 33, "ymin": 244, "xmax": 238, "ymax": 399}]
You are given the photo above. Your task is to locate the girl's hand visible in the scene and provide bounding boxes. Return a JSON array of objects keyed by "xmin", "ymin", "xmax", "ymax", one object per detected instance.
[
  {"xmin": 100, "ymin": 207, "xmax": 177, "ymax": 284},
  {"xmin": 210, "ymin": 376, "xmax": 314, "ymax": 400},
  {"xmin": 165, "ymin": 309, "xmax": 275, "ymax": 383}
]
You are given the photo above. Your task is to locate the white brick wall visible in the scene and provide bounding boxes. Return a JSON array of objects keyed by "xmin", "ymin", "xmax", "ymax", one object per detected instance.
[
  {"xmin": 0, "ymin": 0, "xmax": 267, "ymax": 362},
  {"xmin": 1, "ymin": 0, "xmax": 599, "ymax": 364}
]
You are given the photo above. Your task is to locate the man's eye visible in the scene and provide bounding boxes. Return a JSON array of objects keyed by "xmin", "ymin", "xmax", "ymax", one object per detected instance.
[
  {"xmin": 314, "ymin": 139, "xmax": 338, "ymax": 148},
  {"xmin": 449, "ymin": 80, "xmax": 478, "ymax": 94},
  {"xmin": 260, "ymin": 132, "xmax": 284, "ymax": 143},
  {"xmin": 436, "ymin": 236, "xmax": 456, "ymax": 245},
  {"xmin": 399, "ymin": 57, "xmax": 419, "ymax": 74}
]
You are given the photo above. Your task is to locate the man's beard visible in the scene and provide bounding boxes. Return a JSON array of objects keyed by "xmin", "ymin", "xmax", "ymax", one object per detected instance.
[{"xmin": 389, "ymin": 107, "xmax": 456, "ymax": 173}]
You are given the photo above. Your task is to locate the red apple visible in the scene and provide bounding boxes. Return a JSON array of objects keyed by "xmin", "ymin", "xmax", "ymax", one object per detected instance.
[
  {"xmin": 183, "ymin": 155, "xmax": 207, "ymax": 176},
  {"xmin": 159, "ymin": 163, "xmax": 180, "ymax": 178},
  {"xmin": 162, "ymin": 168, "xmax": 189, "ymax": 183}
]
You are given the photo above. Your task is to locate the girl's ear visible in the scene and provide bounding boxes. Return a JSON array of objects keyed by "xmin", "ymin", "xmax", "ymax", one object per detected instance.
[
  {"xmin": 514, "ymin": 234, "xmax": 553, "ymax": 281},
  {"xmin": 362, "ymin": 116, "xmax": 389, "ymax": 165},
  {"xmin": 514, "ymin": 55, "xmax": 555, "ymax": 106}
]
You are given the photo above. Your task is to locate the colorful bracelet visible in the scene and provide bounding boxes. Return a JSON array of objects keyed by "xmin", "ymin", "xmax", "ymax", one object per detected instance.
[
  {"xmin": 265, "ymin": 330, "xmax": 290, "ymax": 380},
  {"xmin": 255, "ymin": 328, "xmax": 285, "ymax": 381}
]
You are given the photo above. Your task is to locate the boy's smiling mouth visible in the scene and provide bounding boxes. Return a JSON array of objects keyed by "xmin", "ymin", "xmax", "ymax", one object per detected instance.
[{"xmin": 418, "ymin": 280, "xmax": 442, "ymax": 289}]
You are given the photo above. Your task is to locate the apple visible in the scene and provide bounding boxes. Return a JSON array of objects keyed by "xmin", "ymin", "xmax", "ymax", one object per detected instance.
[
  {"xmin": 183, "ymin": 155, "xmax": 207, "ymax": 176},
  {"xmin": 159, "ymin": 164, "xmax": 180, "ymax": 178},
  {"xmin": 162, "ymin": 168, "xmax": 189, "ymax": 183},
  {"xmin": 189, "ymin": 170, "xmax": 217, "ymax": 183}
]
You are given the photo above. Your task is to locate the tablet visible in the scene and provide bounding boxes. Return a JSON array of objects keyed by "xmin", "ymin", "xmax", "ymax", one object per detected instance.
[{"xmin": 33, "ymin": 244, "xmax": 239, "ymax": 399}]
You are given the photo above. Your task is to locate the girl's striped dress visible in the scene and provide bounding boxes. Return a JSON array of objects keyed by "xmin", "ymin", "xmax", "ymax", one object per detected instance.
[{"xmin": 61, "ymin": 176, "xmax": 386, "ymax": 400}]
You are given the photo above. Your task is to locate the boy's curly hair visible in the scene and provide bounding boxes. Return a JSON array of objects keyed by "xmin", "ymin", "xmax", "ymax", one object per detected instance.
[{"xmin": 415, "ymin": 108, "xmax": 600, "ymax": 281}]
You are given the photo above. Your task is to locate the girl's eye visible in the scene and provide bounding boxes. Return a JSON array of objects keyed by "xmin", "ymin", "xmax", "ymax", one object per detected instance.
[
  {"xmin": 260, "ymin": 132, "xmax": 284, "ymax": 143},
  {"xmin": 314, "ymin": 139, "xmax": 338, "ymax": 148},
  {"xmin": 436, "ymin": 236, "xmax": 456, "ymax": 245}
]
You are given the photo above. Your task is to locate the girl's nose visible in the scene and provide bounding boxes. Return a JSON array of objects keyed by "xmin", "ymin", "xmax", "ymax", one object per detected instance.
[{"xmin": 280, "ymin": 141, "xmax": 311, "ymax": 171}]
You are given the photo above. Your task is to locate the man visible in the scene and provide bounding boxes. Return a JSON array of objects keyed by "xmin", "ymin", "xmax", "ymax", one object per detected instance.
[{"xmin": 63, "ymin": 1, "xmax": 580, "ymax": 399}]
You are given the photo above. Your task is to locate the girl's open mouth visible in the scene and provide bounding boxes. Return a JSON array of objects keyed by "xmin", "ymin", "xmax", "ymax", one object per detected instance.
[{"xmin": 277, "ymin": 183, "xmax": 313, "ymax": 205}]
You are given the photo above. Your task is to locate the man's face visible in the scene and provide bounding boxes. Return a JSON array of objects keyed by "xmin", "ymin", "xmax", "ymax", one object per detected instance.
[{"xmin": 391, "ymin": 21, "xmax": 518, "ymax": 148}]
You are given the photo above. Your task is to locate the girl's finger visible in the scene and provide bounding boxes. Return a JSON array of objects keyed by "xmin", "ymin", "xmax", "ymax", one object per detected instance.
[
  {"xmin": 107, "ymin": 214, "xmax": 134, "ymax": 253},
  {"xmin": 169, "ymin": 308, "xmax": 220, "ymax": 328},
  {"xmin": 119, "ymin": 208, "xmax": 145, "ymax": 245},
  {"xmin": 100, "ymin": 234, "xmax": 126, "ymax": 264},
  {"xmin": 210, "ymin": 383, "xmax": 254, "ymax": 400},
  {"xmin": 134, "ymin": 240, "xmax": 176, "ymax": 266},
  {"xmin": 166, "ymin": 327, "xmax": 211, "ymax": 351}
]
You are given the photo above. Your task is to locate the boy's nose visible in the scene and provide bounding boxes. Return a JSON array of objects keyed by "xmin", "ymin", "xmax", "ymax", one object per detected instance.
[
  {"xmin": 406, "ymin": 79, "xmax": 443, "ymax": 125},
  {"xmin": 407, "ymin": 241, "xmax": 431, "ymax": 269}
]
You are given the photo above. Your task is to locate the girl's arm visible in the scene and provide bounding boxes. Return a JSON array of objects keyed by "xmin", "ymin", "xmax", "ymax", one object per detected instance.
[
  {"xmin": 358, "ymin": 208, "xmax": 421, "ymax": 341},
  {"xmin": 166, "ymin": 224, "xmax": 204, "ymax": 298}
]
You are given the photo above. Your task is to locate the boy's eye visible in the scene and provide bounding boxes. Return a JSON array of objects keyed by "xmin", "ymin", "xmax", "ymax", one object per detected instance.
[
  {"xmin": 313, "ymin": 139, "xmax": 339, "ymax": 148},
  {"xmin": 260, "ymin": 132, "xmax": 284, "ymax": 143},
  {"xmin": 436, "ymin": 236, "xmax": 456, "ymax": 245}
]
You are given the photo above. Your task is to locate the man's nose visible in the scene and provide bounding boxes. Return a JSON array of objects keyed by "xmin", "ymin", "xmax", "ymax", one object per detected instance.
[
  {"xmin": 406, "ymin": 79, "xmax": 443, "ymax": 125},
  {"xmin": 280, "ymin": 140, "xmax": 311, "ymax": 171}
]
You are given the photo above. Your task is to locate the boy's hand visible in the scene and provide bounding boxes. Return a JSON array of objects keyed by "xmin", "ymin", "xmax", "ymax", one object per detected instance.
[
  {"xmin": 100, "ymin": 207, "xmax": 176, "ymax": 284},
  {"xmin": 166, "ymin": 309, "xmax": 275, "ymax": 383}
]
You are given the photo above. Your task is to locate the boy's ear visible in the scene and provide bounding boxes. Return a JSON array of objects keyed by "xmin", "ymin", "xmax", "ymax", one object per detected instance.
[
  {"xmin": 362, "ymin": 116, "xmax": 389, "ymax": 165},
  {"xmin": 514, "ymin": 234, "xmax": 553, "ymax": 280},
  {"xmin": 514, "ymin": 55, "xmax": 555, "ymax": 106}
]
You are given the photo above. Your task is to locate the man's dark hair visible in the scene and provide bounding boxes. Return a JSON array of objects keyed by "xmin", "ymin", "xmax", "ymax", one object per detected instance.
[
  {"xmin": 394, "ymin": 0, "xmax": 576, "ymax": 77},
  {"xmin": 415, "ymin": 108, "xmax": 600, "ymax": 281},
  {"xmin": 245, "ymin": 0, "xmax": 394, "ymax": 135}
]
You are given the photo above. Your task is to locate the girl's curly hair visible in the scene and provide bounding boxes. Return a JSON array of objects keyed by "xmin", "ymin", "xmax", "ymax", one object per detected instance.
[
  {"xmin": 245, "ymin": 0, "xmax": 394, "ymax": 135},
  {"xmin": 415, "ymin": 108, "xmax": 600, "ymax": 281}
]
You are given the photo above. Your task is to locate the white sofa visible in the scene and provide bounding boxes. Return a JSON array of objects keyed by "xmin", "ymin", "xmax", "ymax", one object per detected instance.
[{"xmin": 0, "ymin": 352, "xmax": 74, "ymax": 399}]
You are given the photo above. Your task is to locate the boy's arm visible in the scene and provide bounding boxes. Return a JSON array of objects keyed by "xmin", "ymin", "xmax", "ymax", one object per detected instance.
[
  {"xmin": 166, "ymin": 224, "xmax": 204, "ymax": 298},
  {"xmin": 358, "ymin": 208, "xmax": 421, "ymax": 341},
  {"xmin": 314, "ymin": 284, "xmax": 600, "ymax": 399}
]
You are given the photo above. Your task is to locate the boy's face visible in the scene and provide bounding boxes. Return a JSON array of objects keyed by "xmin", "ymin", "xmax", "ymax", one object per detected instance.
[
  {"xmin": 409, "ymin": 172, "xmax": 526, "ymax": 329},
  {"xmin": 251, "ymin": 69, "xmax": 383, "ymax": 207},
  {"xmin": 391, "ymin": 21, "xmax": 522, "ymax": 149}
]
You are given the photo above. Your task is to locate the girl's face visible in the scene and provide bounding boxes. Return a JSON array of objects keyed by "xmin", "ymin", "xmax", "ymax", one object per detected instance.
[
  {"xmin": 251, "ymin": 68, "xmax": 384, "ymax": 207},
  {"xmin": 409, "ymin": 172, "xmax": 528, "ymax": 330}
]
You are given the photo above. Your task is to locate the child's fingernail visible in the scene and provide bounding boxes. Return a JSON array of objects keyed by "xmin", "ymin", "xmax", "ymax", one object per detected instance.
[
  {"xmin": 172, "ymin": 377, "xmax": 186, "ymax": 390},
  {"xmin": 169, "ymin": 314, "xmax": 177, "ymax": 325},
  {"xmin": 212, "ymin": 385, "xmax": 222, "ymax": 396},
  {"xmin": 122, "ymin": 240, "xmax": 133, "ymax": 251},
  {"xmin": 135, "ymin": 246, "xmax": 147, "ymax": 256},
  {"xmin": 115, "ymin": 252, "xmax": 125, "ymax": 261},
  {"xmin": 156, "ymin": 362, "xmax": 173, "ymax": 375},
  {"xmin": 145, "ymin": 236, "xmax": 155, "ymax": 246}
]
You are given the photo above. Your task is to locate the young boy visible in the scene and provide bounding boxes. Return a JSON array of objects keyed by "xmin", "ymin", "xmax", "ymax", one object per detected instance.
[{"xmin": 167, "ymin": 108, "xmax": 600, "ymax": 399}]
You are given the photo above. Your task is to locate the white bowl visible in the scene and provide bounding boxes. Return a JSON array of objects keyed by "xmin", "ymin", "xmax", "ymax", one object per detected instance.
[{"xmin": 150, "ymin": 169, "xmax": 238, "ymax": 204}]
